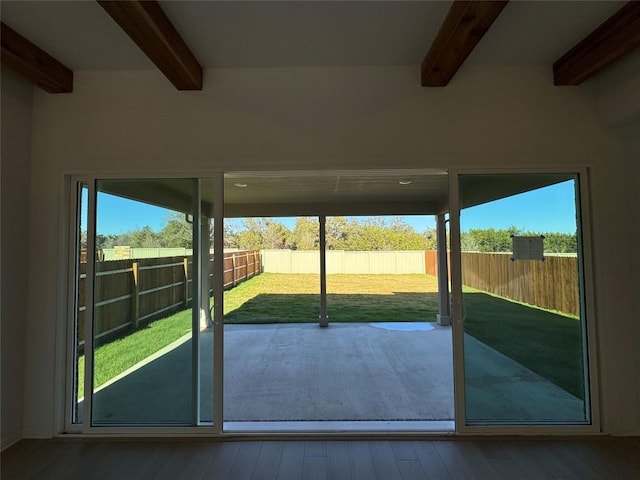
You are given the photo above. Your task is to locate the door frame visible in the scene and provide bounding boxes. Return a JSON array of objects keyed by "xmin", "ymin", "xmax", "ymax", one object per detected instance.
[
  {"xmin": 63, "ymin": 168, "xmax": 601, "ymax": 435},
  {"xmin": 449, "ymin": 167, "xmax": 601, "ymax": 434}
]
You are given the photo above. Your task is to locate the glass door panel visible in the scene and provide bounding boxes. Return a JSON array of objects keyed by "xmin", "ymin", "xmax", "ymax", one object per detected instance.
[
  {"xmin": 70, "ymin": 183, "xmax": 88, "ymax": 424},
  {"xmin": 198, "ymin": 178, "xmax": 217, "ymax": 424},
  {"xmin": 91, "ymin": 178, "xmax": 198, "ymax": 425},
  {"xmin": 456, "ymin": 173, "xmax": 590, "ymax": 425}
]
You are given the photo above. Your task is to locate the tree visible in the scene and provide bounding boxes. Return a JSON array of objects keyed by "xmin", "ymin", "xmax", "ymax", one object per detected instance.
[
  {"xmin": 459, "ymin": 227, "xmax": 577, "ymax": 254},
  {"xmin": 326, "ymin": 216, "xmax": 434, "ymax": 251},
  {"xmin": 232, "ymin": 218, "xmax": 293, "ymax": 250},
  {"xmin": 158, "ymin": 213, "xmax": 192, "ymax": 248},
  {"xmin": 223, "ymin": 219, "xmax": 241, "ymax": 249},
  {"xmin": 461, "ymin": 227, "xmax": 516, "ymax": 252},
  {"xmin": 129, "ymin": 226, "xmax": 162, "ymax": 248},
  {"xmin": 262, "ymin": 221, "xmax": 293, "ymax": 249},
  {"xmin": 325, "ymin": 216, "xmax": 350, "ymax": 250},
  {"xmin": 542, "ymin": 232, "xmax": 577, "ymax": 253},
  {"xmin": 292, "ymin": 217, "xmax": 319, "ymax": 250}
]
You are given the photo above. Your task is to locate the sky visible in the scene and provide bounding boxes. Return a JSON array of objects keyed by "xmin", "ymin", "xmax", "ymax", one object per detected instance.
[
  {"xmin": 461, "ymin": 180, "xmax": 578, "ymax": 233},
  {"xmin": 89, "ymin": 180, "xmax": 577, "ymax": 235}
]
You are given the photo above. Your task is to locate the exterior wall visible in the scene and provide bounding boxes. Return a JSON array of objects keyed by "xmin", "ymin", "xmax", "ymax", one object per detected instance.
[
  {"xmin": 1, "ymin": 71, "xmax": 33, "ymax": 449},
  {"xmin": 23, "ymin": 65, "xmax": 637, "ymax": 436}
]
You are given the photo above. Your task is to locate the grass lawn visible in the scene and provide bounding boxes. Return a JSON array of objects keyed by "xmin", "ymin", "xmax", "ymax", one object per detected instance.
[
  {"xmin": 79, "ymin": 273, "xmax": 585, "ymax": 402},
  {"xmin": 463, "ymin": 287, "xmax": 585, "ymax": 399},
  {"xmin": 77, "ymin": 308, "xmax": 191, "ymax": 399},
  {"xmin": 224, "ymin": 273, "xmax": 440, "ymax": 323}
]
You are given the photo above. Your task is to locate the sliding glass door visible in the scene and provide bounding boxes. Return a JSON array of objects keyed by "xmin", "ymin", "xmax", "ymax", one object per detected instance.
[
  {"xmin": 67, "ymin": 177, "xmax": 224, "ymax": 428},
  {"xmin": 450, "ymin": 172, "xmax": 595, "ymax": 428},
  {"xmin": 90, "ymin": 179, "xmax": 199, "ymax": 424},
  {"xmin": 68, "ymin": 170, "xmax": 596, "ymax": 432}
]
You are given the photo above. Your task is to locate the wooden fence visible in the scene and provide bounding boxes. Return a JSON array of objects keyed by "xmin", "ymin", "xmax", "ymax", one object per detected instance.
[
  {"xmin": 424, "ymin": 250, "xmax": 579, "ymax": 316},
  {"xmin": 461, "ymin": 252, "xmax": 579, "ymax": 316},
  {"xmin": 79, "ymin": 250, "xmax": 261, "ymax": 346},
  {"xmin": 223, "ymin": 250, "xmax": 261, "ymax": 289}
]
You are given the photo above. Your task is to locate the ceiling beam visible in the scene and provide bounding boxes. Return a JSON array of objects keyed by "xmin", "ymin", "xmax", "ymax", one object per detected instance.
[
  {"xmin": 1, "ymin": 22, "xmax": 73, "ymax": 93},
  {"xmin": 421, "ymin": 1, "xmax": 509, "ymax": 87},
  {"xmin": 553, "ymin": 2, "xmax": 640, "ymax": 86},
  {"xmin": 97, "ymin": 0, "xmax": 202, "ymax": 90}
]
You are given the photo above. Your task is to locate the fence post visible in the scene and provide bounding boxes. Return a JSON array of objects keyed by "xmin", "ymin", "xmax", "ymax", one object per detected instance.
[
  {"xmin": 183, "ymin": 257, "xmax": 189, "ymax": 307},
  {"xmin": 232, "ymin": 254, "xmax": 236, "ymax": 287},
  {"xmin": 132, "ymin": 261, "xmax": 140, "ymax": 330},
  {"xmin": 245, "ymin": 251, "xmax": 249, "ymax": 281}
]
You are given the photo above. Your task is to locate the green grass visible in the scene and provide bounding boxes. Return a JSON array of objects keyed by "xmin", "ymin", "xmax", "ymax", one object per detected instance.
[
  {"xmin": 78, "ymin": 273, "xmax": 585, "ymax": 402},
  {"xmin": 77, "ymin": 308, "xmax": 191, "ymax": 399},
  {"xmin": 462, "ymin": 287, "xmax": 585, "ymax": 399},
  {"xmin": 224, "ymin": 273, "xmax": 440, "ymax": 323}
]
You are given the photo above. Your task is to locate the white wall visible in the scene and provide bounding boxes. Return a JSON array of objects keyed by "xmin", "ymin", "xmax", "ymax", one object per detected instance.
[
  {"xmin": 1, "ymin": 70, "xmax": 33, "ymax": 448},
  {"xmin": 24, "ymin": 64, "xmax": 638, "ymax": 436},
  {"xmin": 591, "ymin": 51, "xmax": 640, "ymax": 435},
  {"xmin": 623, "ymin": 129, "xmax": 640, "ymax": 434}
]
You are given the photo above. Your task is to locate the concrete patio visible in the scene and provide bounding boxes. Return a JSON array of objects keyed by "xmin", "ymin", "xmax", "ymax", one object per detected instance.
[{"xmin": 91, "ymin": 322, "xmax": 586, "ymax": 428}]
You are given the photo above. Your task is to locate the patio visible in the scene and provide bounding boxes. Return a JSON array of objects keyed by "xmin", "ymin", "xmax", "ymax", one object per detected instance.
[{"xmin": 90, "ymin": 321, "xmax": 585, "ymax": 428}]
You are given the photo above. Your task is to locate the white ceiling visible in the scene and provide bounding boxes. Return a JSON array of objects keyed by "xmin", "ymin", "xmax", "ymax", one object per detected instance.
[{"xmin": 0, "ymin": 1, "xmax": 626, "ymax": 71}]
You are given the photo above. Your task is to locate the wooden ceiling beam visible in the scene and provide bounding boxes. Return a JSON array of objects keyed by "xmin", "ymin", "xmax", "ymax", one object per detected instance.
[
  {"xmin": 421, "ymin": 0, "xmax": 509, "ymax": 87},
  {"xmin": 1, "ymin": 22, "xmax": 73, "ymax": 93},
  {"xmin": 98, "ymin": 0, "xmax": 202, "ymax": 90},
  {"xmin": 553, "ymin": 2, "xmax": 640, "ymax": 86}
]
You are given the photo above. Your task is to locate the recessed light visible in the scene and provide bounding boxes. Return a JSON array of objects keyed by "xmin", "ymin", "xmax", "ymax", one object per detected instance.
[
  {"xmin": 234, "ymin": 183, "xmax": 248, "ymax": 188},
  {"xmin": 399, "ymin": 180, "xmax": 412, "ymax": 185}
]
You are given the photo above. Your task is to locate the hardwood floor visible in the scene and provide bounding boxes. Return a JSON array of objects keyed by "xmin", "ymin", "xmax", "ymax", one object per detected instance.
[{"xmin": 2, "ymin": 436, "xmax": 639, "ymax": 479}]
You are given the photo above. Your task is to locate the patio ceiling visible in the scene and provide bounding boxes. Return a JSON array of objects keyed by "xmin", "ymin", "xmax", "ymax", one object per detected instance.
[
  {"xmin": 98, "ymin": 169, "xmax": 574, "ymax": 219},
  {"xmin": 99, "ymin": 169, "xmax": 450, "ymax": 218},
  {"xmin": 222, "ymin": 170, "xmax": 449, "ymax": 218}
]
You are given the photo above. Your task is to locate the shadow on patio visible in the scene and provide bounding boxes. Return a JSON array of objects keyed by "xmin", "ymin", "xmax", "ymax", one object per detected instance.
[
  {"xmin": 87, "ymin": 285, "xmax": 587, "ymax": 427},
  {"xmin": 90, "ymin": 322, "xmax": 455, "ymax": 425}
]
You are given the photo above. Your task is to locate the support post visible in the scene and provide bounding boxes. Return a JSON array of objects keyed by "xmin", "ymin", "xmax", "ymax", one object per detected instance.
[
  {"xmin": 319, "ymin": 215, "xmax": 328, "ymax": 327},
  {"xmin": 436, "ymin": 213, "xmax": 451, "ymax": 326}
]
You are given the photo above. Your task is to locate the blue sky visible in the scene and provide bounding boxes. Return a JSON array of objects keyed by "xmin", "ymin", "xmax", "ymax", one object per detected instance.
[
  {"xmin": 93, "ymin": 194, "xmax": 436, "ymax": 235},
  {"xmin": 95, "ymin": 193, "xmax": 174, "ymax": 235},
  {"xmin": 91, "ymin": 180, "xmax": 577, "ymax": 235},
  {"xmin": 461, "ymin": 181, "xmax": 577, "ymax": 233}
]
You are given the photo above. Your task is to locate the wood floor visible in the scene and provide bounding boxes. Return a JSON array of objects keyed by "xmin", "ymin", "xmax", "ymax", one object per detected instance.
[{"xmin": 2, "ymin": 436, "xmax": 639, "ymax": 479}]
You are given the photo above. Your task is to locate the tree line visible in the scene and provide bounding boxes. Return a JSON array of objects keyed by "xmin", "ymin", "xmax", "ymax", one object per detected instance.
[
  {"xmin": 94, "ymin": 214, "xmax": 577, "ymax": 253},
  {"xmin": 226, "ymin": 216, "xmax": 437, "ymax": 251},
  {"xmin": 461, "ymin": 227, "xmax": 577, "ymax": 253}
]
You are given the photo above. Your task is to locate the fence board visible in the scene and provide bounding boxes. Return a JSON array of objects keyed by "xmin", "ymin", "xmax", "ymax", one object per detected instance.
[
  {"xmin": 79, "ymin": 250, "xmax": 261, "ymax": 345},
  {"xmin": 458, "ymin": 252, "xmax": 579, "ymax": 316}
]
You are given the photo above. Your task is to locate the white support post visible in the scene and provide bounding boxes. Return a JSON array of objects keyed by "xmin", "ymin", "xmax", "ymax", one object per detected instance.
[
  {"xmin": 319, "ymin": 215, "xmax": 328, "ymax": 327},
  {"xmin": 436, "ymin": 213, "xmax": 451, "ymax": 326}
]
